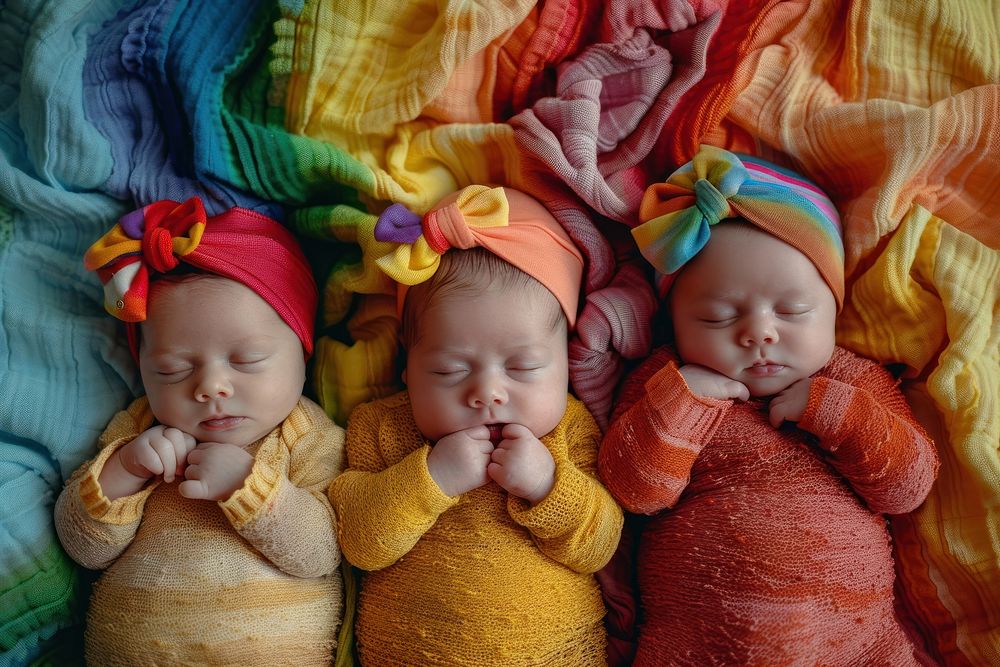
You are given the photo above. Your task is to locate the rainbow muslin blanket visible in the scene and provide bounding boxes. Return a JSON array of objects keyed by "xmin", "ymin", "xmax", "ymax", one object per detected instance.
[{"xmin": 0, "ymin": 1, "xmax": 997, "ymax": 665}]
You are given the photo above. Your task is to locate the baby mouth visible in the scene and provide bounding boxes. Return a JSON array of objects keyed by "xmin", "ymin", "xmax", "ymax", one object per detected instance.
[
  {"xmin": 486, "ymin": 424, "xmax": 506, "ymax": 445},
  {"xmin": 201, "ymin": 416, "xmax": 245, "ymax": 430},
  {"xmin": 746, "ymin": 363, "xmax": 785, "ymax": 377}
]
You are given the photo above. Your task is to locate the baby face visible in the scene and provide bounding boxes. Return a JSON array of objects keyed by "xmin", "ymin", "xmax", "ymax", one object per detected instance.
[
  {"xmin": 404, "ymin": 283, "xmax": 569, "ymax": 443},
  {"xmin": 138, "ymin": 277, "xmax": 305, "ymax": 448},
  {"xmin": 669, "ymin": 224, "xmax": 837, "ymax": 397}
]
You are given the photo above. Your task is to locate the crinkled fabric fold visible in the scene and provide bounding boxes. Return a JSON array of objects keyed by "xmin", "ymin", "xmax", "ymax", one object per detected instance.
[
  {"xmin": 510, "ymin": 1, "xmax": 722, "ymax": 224},
  {"xmin": 569, "ymin": 263, "xmax": 657, "ymax": 431},
  {"xmin": 837, "ymin": 207, "xmax": 1000, "ymax": 664}
]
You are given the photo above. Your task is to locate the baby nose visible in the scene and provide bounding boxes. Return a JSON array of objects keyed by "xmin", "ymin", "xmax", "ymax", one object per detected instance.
[
  {"xmin": 194, "ymin": 367, "xmax": 233, "ymax": 402},
  {"xmin": 468, "ymin": 373, "xmax": 507, "ymax": 408},
  {"xmin": 740, "ymin": 313, "xmax": 778, "ymax": 346}
]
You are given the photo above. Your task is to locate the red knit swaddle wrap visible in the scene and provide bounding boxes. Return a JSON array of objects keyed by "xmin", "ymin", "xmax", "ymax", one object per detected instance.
[{"xmin": 599, "ymin": 347, "xmax": 938, "ymax": 665}]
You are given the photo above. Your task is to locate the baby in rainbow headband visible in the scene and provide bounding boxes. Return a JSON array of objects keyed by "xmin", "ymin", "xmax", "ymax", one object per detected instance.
[
  {"xmin": 54, "ymin": 198, "xmax": 346, "ymax": 665},
  {"xmin": 330, "ymin": 185, "xmax": 624, "ymax": 665},
  {"xmin": 598, "ymin": 146, "xmax": 939, "ymax": 665}
]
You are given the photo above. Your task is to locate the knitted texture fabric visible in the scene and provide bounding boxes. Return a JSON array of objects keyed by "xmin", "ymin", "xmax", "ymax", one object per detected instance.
[
  {"xmin": 329, "ymin": 392, "xmax": 623, "ymax": 666},
  {"xmin": 598, "ymin": 346, "xmax": 938, "ymax": 665},
  {"xmin": 54, "ymin": 397, "xmax": 346, "ymax": 666}
]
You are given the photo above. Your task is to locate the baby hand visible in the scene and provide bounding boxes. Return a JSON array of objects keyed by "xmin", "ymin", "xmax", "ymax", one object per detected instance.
[
  {"xmin": 118, "ymin": 425, "xmax": 197, "ymax": 483},
  {"xmin": 178, "ymin": 442, "xmax": 254, "ymax": 501},
  {"xmin": 426, "ymin": 426, "xmax": 494, "ymax": 497},
  {"xmin": 768, "ymin": 377, "xmax": 812, "ymax": 428},
  {"xmin": 678, "ymin": 364, "xmax": 750, "ymax": 401},
  {"xmin": 487, "ymin": 424, "xmax": 555, "ymax": 505}
]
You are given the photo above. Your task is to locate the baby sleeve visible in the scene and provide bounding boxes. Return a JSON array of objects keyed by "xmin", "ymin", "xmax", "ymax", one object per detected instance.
[
  {"xmin": 598, "ymin": 350, "xmax": 730, "ymax": 515},
  {"xmin": 799, "ymin": 349, "xmax": 939, "ymax": 514},
  {"xmin": 507, "ymin": 396, "xmax": 624, "ymax": 574},
  {"xmin": 220, "ymin": 397, "xmax": 345, "ymax": 578},
  {"xmin": 53, "ymin": 398, "xmax": 159, "ymax": 570},
  {"xmin": 329, "ymin": 399, "xmax": 458, "ymax": 571}
]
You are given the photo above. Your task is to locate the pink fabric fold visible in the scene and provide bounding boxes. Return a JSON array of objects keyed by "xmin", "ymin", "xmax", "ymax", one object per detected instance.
[
  {"xmin": 510, "ymin": 0, "xmax": 723, "ymax": 224},
  {"xmin": 569, "ymin": 262, "xmax": 657, "ymax": 430}
]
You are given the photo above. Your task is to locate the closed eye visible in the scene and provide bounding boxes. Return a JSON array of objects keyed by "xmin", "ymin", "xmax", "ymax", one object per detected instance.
[
  {"xmin": 777, "ymin": 308, "xmax": 813, "ymax": 317},
  {"xmin": 699, "ymin": 317, "xmax": 737, "ymax": 326},
  {"xmin": 232, "ymin": 358, "xmax": 267, "ymax": 368},
  {"xmin": 155, "ymin": 368, "xmax": 192, "ymax": 382}
]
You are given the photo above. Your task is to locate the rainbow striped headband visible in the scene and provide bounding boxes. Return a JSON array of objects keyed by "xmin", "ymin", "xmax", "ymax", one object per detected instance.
[{"xmin": 633, "ymin": 145, "xmax": 844, "ymax": 308}]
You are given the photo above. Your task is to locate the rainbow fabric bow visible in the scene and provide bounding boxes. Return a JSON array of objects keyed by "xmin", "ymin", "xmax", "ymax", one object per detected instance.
[
  {"xmin": 84, "ymin": 198, "xmax": 208, "ymax": 322},
  {"xmin": 632, "ymin": 144, "xmax": 845, "ymax": 307}
]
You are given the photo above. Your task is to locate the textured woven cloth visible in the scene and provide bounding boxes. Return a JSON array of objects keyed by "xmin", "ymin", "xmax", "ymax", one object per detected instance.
[
  {"xmin": 53, "ymin": 397, "xmax": 345, "ymax": 666},
  {"xmin": 598, "ymin": 345, "xmax": 938, "ymax": 665},
  {"xmin": 330, "ymin": 392, "xmax": 622, "ymax": 665}
]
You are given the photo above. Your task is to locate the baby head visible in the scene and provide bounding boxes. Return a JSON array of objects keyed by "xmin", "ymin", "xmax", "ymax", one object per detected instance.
[
  {"xmin": 85, "ymin": 197, "xmax": 318, "ymax": 446},
  {"xmin": 374, "ymin": 186, "xmax": 583, "ymax": 442},
  {"xmin": 633, "ymin": 145, "xmax": 844, "ymax": 397}
]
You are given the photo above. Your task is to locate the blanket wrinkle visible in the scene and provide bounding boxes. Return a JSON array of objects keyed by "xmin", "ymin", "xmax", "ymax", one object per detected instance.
[
  {"xmin": 82, "ymin": 0, "xmax": 278, "ymax": 215},
  {"xmin": 506, "ymin": 0, "xmax": 603, "ymax": 115},
  {"xmin": 836, "ymin": 206, "xmax": 1000, "ymax": 664},
  {"xmin": 569, "ymin": 262, "xmax": 657, "ymax": 430},
  {"xmin": 510, "ymin": 1, "xmax": 721, "ymax": 224}
]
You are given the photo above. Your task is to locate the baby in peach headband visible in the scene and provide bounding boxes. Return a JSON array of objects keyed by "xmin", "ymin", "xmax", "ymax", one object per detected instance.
[
  {"xmin": 54, "ymin": 198, "xmax": 346, "ymax": 665},
  {"xmin": 329, "ymin": 186, "xmax": 623, "ymax": 665},
  {"xmin": 598, "ymin": 146, "xmax": 939, "ymax": 665}
]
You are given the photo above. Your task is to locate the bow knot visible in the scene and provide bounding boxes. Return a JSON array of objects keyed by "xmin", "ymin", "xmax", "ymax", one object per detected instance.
[
  {"xmin": 632, "ymin": 145, "xmax": 751, "ymax": 276},
  {"xmin": 142, "ymin": 226, "xmax": 181, "ymax": 273},
  {"xmin": 83, "ymin": 197, "xmax": 209, "ymax": 321},
  {"xmin": 372, "ymin": 186, "xmax": 510, "ymax": 285},
  {"xmin": 693, "ymin": 178, "xmax": 732, "ymax": 226}
]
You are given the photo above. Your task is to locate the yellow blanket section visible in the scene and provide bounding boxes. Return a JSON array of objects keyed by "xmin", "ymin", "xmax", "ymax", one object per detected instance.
[
  {"xmin": 273, "ymin": 0, "xmax": 530, "ymax": 211},
  {"xmin": 839, "ymin": 206, "xmax": 1000, "ymax": 665}
]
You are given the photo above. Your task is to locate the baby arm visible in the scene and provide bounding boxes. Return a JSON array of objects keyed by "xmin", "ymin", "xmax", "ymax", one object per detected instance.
[
  {"xmin": 507, "ymin": 398, "xmax": 624, "ymax": 574},
  {"xmin": 54, "ymin": 400, "xmax": 159, "ymax": 569},
  {"xmin": 223, "ymin": 399, "xmax": 344, "ymax": 578},
  {"xmin": 329, "ymin": 401, "xmax": 458, "ymax": 571},
  {"xmin": 796, "ymin": 353, "xmax": 939, "ymax": 514},
  {"xmin": 598, "ymin": 348, "xmax": 730, "ymax": 515}
]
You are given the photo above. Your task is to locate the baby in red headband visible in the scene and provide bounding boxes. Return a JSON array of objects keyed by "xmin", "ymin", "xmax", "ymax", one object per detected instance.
[
  {"xmin": 54, "ymin": 198, "xmax": 346, "ymax": 665},
  {"xmin": 598, "ymin": 146, "xmax": 939, "ymax": 665},
  {"xmin": 329, "ymin": 186, "xmax": 623, "ymax": 665}
]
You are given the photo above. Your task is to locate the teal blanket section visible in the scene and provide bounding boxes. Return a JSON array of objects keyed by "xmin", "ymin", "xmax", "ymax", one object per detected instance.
[
  {"xmin": 0, "ymin": 234, "xmax": 140, "ymax": 665},
  {"xmin": 0, "ymin": 0, "xmax": 141, "ymax": 663},
  {"xmin": 0, "ymin": 446, "xmax": 85, "ymax": 667}
]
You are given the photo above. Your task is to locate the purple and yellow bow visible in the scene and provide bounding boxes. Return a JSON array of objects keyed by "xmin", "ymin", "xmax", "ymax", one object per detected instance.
[
  {"xmin": 372, "ymin": 185, "xmax": 584, "ymax": 327},
  {"xmin": 372, "ymin": 185, "xmax": 509, "ymax": 285}
]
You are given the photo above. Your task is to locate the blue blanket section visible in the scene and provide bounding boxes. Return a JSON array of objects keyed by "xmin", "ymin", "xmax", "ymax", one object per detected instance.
[
  {"xmin": 0, "ymin": 0, "xmax": 275, "ymax": 662},
  {"xmin": 83, "ymin": 0, "xmax": 279, "ymax": 217}
]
